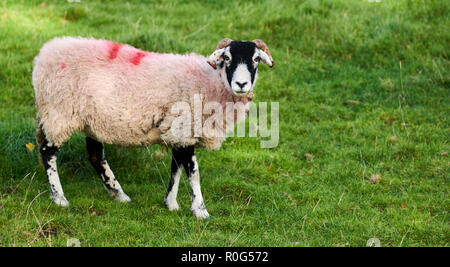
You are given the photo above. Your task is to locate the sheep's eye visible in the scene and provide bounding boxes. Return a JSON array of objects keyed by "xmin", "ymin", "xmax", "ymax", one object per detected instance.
[
  {"xmin": 254, "ymin": 56, "xmax": 261, "ymax": 63},
  {"xmin": 223, "ymin": 55, "xmax": 230, "ymax": 61}
]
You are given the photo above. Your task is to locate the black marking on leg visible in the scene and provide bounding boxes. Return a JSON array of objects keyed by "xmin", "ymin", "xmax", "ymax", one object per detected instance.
[
  {"xmin": 165, "ymin": 152, "xmax": 183, "ymax": 198},
  {"xmin": 86, "ymin": 137, "xmax": 119, "ymax": 195},
  {"xmin": 198, "ymin": 202, "xmax": 206, "ymax": 210},
  {"xmin": 50, "ymin": 183, "xmax": 57, "ymax": 196},
  {"xmin": 39, "ymin": 138, "xmax": 60, "ymax": 196},
  {"xmin": 172, "ymin": 146, "xmax": 196, "ymax": 198},
  {"xmin": 39, "ymin": 139, "xmax": 59, "ymax": 171}
]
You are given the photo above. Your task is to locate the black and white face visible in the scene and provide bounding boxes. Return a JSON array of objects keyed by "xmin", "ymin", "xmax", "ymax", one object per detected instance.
[{"xmin": 208, "ymin": 41, "xmax": 273, "ymax": 96}]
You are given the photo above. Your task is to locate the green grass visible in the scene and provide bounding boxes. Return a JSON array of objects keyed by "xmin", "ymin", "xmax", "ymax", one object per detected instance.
[{"xmin": 0, "ymin": 0, "xmax": 448, "ymax": 246}]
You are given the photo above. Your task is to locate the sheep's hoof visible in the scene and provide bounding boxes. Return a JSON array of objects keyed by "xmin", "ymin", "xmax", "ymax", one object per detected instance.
[
  {"xmin": 192, "ymin": 207, "xmax": 210, "ymax": 220},
  {"xmin": 164, "ymin": 198, "xmax": 180, "ymax": 211},
  {"xmin": 114, "ymin": 191, "xmax": 131, "ymax": 203},
  {"xmin": 51, "ymin": 195, "xmax": 69, "ymax": 207}
]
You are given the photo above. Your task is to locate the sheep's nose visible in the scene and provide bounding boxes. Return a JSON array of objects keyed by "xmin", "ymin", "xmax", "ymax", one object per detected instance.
[{"xmin": 236, "ymin": 82, "xmax": 248, "ymax": 89}]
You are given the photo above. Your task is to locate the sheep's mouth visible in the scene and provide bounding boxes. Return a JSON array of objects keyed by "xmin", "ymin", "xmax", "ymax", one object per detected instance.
[{"xmin": 232, "ymin": 90, "xmax": 251, "ymax": 97}]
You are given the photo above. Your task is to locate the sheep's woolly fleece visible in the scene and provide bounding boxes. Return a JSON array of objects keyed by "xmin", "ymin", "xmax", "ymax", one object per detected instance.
[{"xmin": 33, "ymin": 37, "xmax": 252, "ymax": 149}]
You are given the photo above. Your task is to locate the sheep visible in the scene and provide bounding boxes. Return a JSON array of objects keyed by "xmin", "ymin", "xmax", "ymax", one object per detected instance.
[{"xmin": 33, "ymin": 37, "xmax": 274, "ymax": 219}]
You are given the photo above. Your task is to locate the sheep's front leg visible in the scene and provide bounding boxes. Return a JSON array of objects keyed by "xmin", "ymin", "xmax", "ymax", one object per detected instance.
[
  {"xmin": 174, "ymin": 146, "xmax": 209, "ymax": 219},
  {"xmin": 164, "ymin": 152, "xmax": 183, "ymax": 211},
  {"xmin": 86, "ymin": 137, "xmax": 131, "ymax": 203},
  {"xmin": 187, "ymin": 154, "xmax": 209, "ymax": 219}
]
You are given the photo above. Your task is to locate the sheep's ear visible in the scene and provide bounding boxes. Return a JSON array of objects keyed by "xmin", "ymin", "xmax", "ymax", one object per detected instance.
[
  {"xmin": 252, "ymin": 39, "xmax": 274, "ymax": 67},
  {"xmin": 257, "ymin": 49, "xmax": 274, "ymax": 67},
  {"xmin": 207, "ymin": 48, "xmax": 225, "ymax": 70}
]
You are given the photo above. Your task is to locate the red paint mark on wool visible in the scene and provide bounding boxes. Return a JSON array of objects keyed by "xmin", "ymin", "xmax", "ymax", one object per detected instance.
[
  {"xmin": 60, "ymin": 63, "xmax": 67, "ymax": 69},
  {"xmin": 108, "ymin": 42, "xmax": 121, "ymax": 60},
  {"xmin": 187, "ymin": 67, "xmax": 199, "ymax": 76},
  {"xmin": 130, "ymin": 51, "xmax": 147, "ymax": 65}
]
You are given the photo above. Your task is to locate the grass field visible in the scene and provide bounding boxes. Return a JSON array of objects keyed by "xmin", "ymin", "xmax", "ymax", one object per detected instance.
[{"xmin": 0, "ymin": 0, "xmax": 448, "ymax": 246}]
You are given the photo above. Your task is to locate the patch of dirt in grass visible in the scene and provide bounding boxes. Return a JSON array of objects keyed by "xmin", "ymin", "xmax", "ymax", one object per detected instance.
[
  {"xmin": 1, "ymin": 186, "xmax": 18, "ymax": 197},
  {"xmin": 38, "ymin": 225, "xmax": 60, "ymax": 238},
  {"xmin": 89, "ymin": 207, "xmax": 107, "ymax": 216}
]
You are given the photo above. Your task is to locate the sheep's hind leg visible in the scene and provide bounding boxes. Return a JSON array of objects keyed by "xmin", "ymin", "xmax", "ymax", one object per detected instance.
[
  {"xmin": 86, "ymin": 137, "xmax": 131, "ymax": 203},
  {"xmin": 39, "ymin": 139, "xmax": 69, "ymax": 207},
  {"xmin": 174, "ymin": 146, "xmax": 209, "ymax": 219}
]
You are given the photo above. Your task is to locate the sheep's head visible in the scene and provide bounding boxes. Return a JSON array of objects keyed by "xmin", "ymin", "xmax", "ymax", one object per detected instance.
[{"xmin": 207, "ymin": 38, "xmax": 274, "ymax": 97}]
